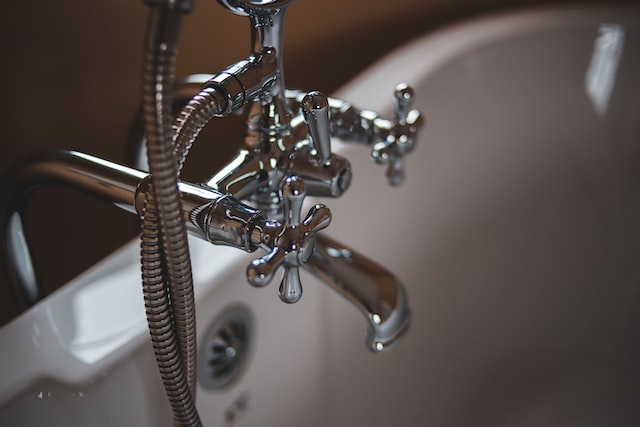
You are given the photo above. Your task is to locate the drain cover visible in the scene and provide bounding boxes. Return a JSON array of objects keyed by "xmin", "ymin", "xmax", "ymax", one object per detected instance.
[{"xmin": 199, "ymin": 304, "xmax": 253, "ymax": 390}]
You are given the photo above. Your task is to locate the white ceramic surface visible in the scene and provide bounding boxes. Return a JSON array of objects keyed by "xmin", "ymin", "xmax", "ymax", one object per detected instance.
[{"xmin": 2, "ymin": 5, "xmax": 639, "ymax": 426}]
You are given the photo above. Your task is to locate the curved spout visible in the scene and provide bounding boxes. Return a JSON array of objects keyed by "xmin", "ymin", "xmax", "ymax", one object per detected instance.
[{"xmin": 304, "ymin": 233, "xmax": 411, "ymax": 353}]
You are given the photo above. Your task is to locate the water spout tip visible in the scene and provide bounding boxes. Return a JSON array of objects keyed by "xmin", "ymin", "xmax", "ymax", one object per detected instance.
[{"xmin": 366, "ymin": 310, "xmax": 411, "ymax": 353}]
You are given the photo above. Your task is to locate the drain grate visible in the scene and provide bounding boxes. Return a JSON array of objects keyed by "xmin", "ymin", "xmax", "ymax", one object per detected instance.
[{"xmin": 199, "ymin": 304, "xmax": 253, "ymax": 390}]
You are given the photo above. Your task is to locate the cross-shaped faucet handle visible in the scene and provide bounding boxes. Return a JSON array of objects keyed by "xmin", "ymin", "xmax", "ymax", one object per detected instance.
[
  {"xmin": 371, "ymin": 83, "xmax": 423, "ymax": 186},
  {"xmin": 246, "ymin": 176, "xmax": 331, "ymax": 303}
]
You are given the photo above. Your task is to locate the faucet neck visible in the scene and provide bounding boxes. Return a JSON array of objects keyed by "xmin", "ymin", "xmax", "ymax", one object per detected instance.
[
  {"xmin": 246, "ymin": 5, "xmax": 292, "ymax": 134},
  {"xmin": 250, "ymin": 8, "xmax": 287, "ymax": 96}
]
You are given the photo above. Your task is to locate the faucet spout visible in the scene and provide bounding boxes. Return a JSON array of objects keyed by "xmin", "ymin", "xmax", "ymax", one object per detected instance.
[{"xmin": 304, "ymin": 233, "xmax": 410, "ymax": 353}]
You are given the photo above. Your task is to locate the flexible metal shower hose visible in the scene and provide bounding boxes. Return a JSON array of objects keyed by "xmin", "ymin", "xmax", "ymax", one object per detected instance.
[
  {"xmin": 141, "ymin": 5, "xmax": 201, "ymax": 427},
  {"xmin": 173, "ymin": 87, "xmax": 226, "ymax": 173},
  {"xmin": 141, "ymin": 2, "xmax": 233, "ymax": 426}
]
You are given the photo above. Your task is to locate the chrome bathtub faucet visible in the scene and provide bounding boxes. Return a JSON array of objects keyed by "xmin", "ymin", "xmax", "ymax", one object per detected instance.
[
  {"xmin": 1, "ymin": 0, "xmax": 423, "ymax": 353},
  {"xmin": 0, "ymin": 2, "xmax": 421, "ymax": 425},
  {"xmin": 181, "ymin": 0, "xmax": 423, "ymax": 308}
]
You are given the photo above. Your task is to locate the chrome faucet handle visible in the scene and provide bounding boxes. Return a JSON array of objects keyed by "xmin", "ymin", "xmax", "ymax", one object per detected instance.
[
  {"xmin": 371, "ymin": 83, "xmax": 423, "ymax": 186},
  {"xmin": 301, "ymin": 91, "xmax": 332, "ymax": 165},
  {"xmin": 246, "ymin": 176, "xmax": 331, "ymax": 303}
]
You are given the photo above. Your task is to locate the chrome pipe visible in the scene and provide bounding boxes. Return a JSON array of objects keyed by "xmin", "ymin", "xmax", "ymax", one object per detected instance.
[
  {"xmin": 0, "ymin": 150, "xmax": 261, "ymax": 312},
  {"xmin": 0, "ymin": 150, "xmax": 145, "ymax": 310}
]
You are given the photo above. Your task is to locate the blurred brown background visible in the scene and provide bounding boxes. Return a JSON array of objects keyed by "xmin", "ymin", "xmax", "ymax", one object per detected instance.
[{"xmin": 0, "ymin": 0, "xmax": 626, "ymax": 325}]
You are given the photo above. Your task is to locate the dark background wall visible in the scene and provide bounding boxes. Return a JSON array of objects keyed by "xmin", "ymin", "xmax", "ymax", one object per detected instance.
[{"xmin": 0, "ymin": 0, "xmax": 626, "ymax": 325}]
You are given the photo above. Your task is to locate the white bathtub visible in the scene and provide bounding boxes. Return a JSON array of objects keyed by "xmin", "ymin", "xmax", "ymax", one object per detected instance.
[{"xmin": 2, "ymin": 5, "xmax": 639, "ymax": 426}]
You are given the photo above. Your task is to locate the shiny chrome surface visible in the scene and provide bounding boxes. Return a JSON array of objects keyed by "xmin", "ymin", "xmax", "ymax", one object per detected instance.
[
  {"xmin": 0, "ymin": 150, "xmax": 146, "ymax": 311},
  {"xmin": 199, "ymin": 47, "xmax": 278, "ymax": 116},
  {"xmin": 301, "ymin": 91, "xmax": 332, "ymax": 165},
  {"xmin": 208, "ymin": 84, "xmax": 423, "ymax": 209},
  {"xmin": 305, "ymin": 85, "xmax": 423, "ymax": 186},
  {"xmin": 1, "ymin": 0, "xmax": 418, "ymax": 387},
  {"xmin": 204, "ymin": 1, "xmax": 424, "ymax": 209},
  {"xmin": 173, "ymin": 0, "xmax": 418, "ymax": 350},
  {"xmin": 306, "ymin": 234, "xmax": 410, "ymax": 352},
  {"xmin": 1, "ymin": 149, "xmax": 409, "ymax": 350},
  {"xmin": 218, "ymin": 0, "xmax": 295, "ymax": 17},
  {"xmin": 0, "ymin": 150, "xmax": 261, "ymax": 314},
  {"xmin": 246, "ymin": 176, "xmax": 331, "ymax": 304}
]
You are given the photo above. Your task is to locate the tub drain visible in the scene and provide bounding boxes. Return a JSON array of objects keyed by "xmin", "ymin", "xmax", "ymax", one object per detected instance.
[{"xmin": 199, "ymin": 304, "xmax": 253, "ymax": 390}]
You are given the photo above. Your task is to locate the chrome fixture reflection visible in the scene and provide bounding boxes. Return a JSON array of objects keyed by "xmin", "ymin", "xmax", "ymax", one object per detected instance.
[{"xmin": 1, "ymin": 0, "xmax": 422, "ymax": 425}]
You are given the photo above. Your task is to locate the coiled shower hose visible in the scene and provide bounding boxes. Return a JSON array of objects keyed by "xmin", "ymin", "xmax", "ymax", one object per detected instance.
[
  {"xmin": 141, "ymin": 3, "xmax": 201, "ymax": 427},
  {"xmin": 141, "ymin": 2, "xmax": 238, "ymax": 426}
]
